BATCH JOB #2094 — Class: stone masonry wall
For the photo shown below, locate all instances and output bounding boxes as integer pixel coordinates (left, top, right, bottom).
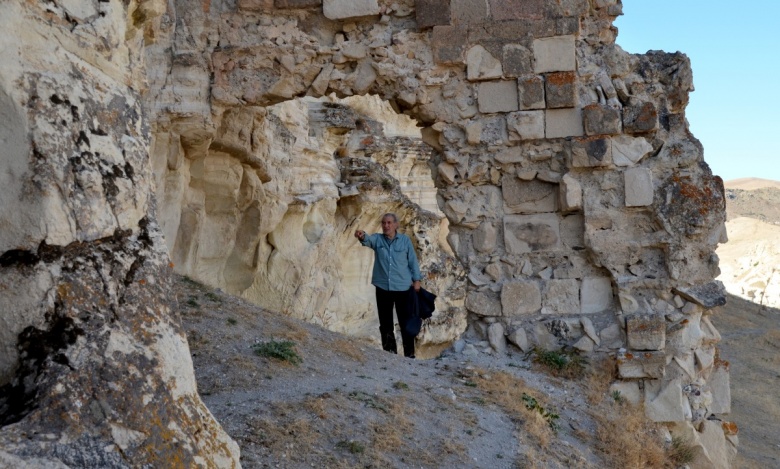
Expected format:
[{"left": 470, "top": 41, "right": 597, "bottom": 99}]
[{"left": 143, "top": 0, "right": 734, "bottom": 465}]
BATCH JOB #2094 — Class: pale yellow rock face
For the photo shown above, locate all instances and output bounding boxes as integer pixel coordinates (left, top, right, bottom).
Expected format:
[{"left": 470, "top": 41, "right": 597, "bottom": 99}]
[{"left": 0, "top": 0, "right": 239, "bottom": 466}]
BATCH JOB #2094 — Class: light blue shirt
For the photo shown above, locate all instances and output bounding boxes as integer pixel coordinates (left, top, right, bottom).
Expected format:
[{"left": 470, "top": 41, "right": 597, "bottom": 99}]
[{"left": 360, "top": 232, "right": 422, "bottom": 291}]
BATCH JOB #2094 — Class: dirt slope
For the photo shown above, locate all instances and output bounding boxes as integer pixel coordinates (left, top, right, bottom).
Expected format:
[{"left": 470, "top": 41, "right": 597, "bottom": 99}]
[{"left": 176, "top": 276, "right": 675, "bottom": 468}]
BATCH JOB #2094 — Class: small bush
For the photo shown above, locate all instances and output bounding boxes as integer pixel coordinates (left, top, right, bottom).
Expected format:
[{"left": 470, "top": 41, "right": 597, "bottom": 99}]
[
  {"left": 186, "top": 297, "right": 200, "bottom": 308},
  {"left": 522, "top": 393, "right": 560, "bottom": 431},
  {"left": 611, "top": 390, "right": 624, "bottom": 403},
  {"left": 226, "top": 318, "right": 237, "bottom": 325},
  {"left": 392, "top": 381, "right": 409, "bottom": 390},
  {"left": 531, "top": 347, "right": 586, "bottom": 379},
  {"left": 205, "top": 292, "right": 222, "bottom": 303},
  {"left": 336, "top": 440, "right": 365, "bottom": 454},
  {"left": 252, "top": 340, "right": 302, "bottom": 365}
]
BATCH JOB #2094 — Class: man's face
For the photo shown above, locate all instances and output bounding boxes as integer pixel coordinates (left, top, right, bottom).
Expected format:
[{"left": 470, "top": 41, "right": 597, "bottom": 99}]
[{"left": 381, "top": 216, "right": 398, "bottom": 237}]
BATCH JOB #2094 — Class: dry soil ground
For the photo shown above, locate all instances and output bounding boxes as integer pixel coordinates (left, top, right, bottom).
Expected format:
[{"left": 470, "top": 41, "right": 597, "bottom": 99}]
[{"left": 177, "top": 276, "right": 706, "bottom": 469}]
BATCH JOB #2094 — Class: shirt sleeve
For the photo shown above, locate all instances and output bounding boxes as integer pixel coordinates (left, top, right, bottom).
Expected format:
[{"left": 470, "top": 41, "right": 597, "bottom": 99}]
[
  {"left": 407, "top": 237, "right": 422, "bottom": 282},
  {"left": 360, "top": 233, "right": 377, "bottom": 249}
]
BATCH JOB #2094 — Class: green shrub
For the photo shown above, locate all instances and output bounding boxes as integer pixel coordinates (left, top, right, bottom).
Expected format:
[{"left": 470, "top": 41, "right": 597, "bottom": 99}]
[
  {"left": 531, "top": 347, "right": 586, "bottom": 378},
  {"left": 252, "top": 340, "right": 302, "bottom": 365},
  {"left": 522, "top": 392, "right": 560, "bottom": 431}
]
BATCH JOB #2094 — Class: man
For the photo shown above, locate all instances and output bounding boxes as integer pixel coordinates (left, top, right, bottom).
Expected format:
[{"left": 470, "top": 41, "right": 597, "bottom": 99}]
[{"left": 355, "top": 213, "right": 421, "bottom": 358}]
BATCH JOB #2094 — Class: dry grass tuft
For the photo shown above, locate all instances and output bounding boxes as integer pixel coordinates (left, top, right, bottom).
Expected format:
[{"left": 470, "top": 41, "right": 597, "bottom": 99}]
[
  {"left": 531, "top": 347, "right": 587, "bottom": 379},
  {"left": 586, "top": 353, "right": 617, "bottom": 405},
  {"left": 591, "top": 401, "right": 666, "bottom": 468},
  {"left": 332, "top": 338, "right": 366, "bottom": 363},
  {"left": 470, "top": 368, "right": 556, "bottom": 447}
]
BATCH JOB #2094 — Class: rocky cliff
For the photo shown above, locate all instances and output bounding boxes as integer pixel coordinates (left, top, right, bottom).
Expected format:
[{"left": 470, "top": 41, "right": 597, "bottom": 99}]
[{"left": 0, "top": 0, "right": 735, "bottom": 466}]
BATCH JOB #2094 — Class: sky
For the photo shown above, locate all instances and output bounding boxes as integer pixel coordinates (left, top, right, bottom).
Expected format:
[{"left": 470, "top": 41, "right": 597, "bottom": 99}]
[{"left": 614, "top": 1, "right": 780, "bottom": 182}]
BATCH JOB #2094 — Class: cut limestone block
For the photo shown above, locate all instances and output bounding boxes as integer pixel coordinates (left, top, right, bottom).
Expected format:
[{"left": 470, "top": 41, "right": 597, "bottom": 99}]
[
  {"left": 580, "top": 276, "right": 613, "bottom": 314},
  {"left": 415, "top": 0, "right": 451, "bottom": 29},
  {"left": 583, "top": 103, "right": 621, "bottom": 135},
  {"left": 545, "top": 108, "right": 583, "bottom": 138},
  {"left": 624, "top": 167, "right": 654, "bottom": 207},
  {"left": 467, "top": 45, "right": 503, "bottom": 81},
  {"left": 451, "top": 0, "right": 489, "bottom": 24},
  {"left": 544, "top": 71, "right": 577, "bottom": 108},
  {"left": 465, "top": 290, "right": 502, "bottom": 316},
  {"left": 559, "top": 173, "right": 582, "bottom": 212},
  {"left": 323, "top": 0, "right": 380, "bottom": 19},
  {"left": 502, "top": 44, "right": 533, "bottom": 77},
  {"left": 626, "top": 313, "right": 666, "bottom": 350},
  {"left": 533, "top": 35, "right": 576, "bottom": 73},
  {"left": 501, "top": 281, "right": 542, "bottom": 316},
  {"left": 503, "top": 178, "right": 558, "bottom": 214},
  {"left": 612, "top": 135, "right": 652, "bottom": 166},
  {"left": 507, "top": 110, "right": 545, "bottom": 140},
  {"left": 622, "top": 99, "right": 658, "bottom": 133},
  {"left": 503, "top": 213, "right": 561, "bottom": 254},
  {"left": 478, "top": 80, "right": 519, "bottom": 113},
  {"left": 645, "top": 378, "right": 687, "bottom": 422},
  {"left": 432, "top": 25, "right": 468, "bottom": 64},
  {"left": 518, "top": 75, "right": 545, "bottom": 110},
  {"left": 542, "top": 279, "right": 580, "bottom": 315},
  {"left": 618, "top": 350, "right": 665, "bottom": 379},
  {"left": 571, "top": 136, "right": 611, "bottom": 167}
]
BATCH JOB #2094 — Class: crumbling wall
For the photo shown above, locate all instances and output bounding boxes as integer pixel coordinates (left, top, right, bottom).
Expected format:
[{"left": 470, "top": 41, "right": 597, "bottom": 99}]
[
  {"left": 0, "top": 0, "right": 240, "bottom": 466},
  {"left": 145, "top": 0, "right": 735, "bottom": 464}
]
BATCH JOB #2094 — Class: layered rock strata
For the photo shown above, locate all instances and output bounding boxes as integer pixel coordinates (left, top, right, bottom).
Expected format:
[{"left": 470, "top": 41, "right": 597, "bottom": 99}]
[
  {"left": 144, "top": 0, "right": 734, "bottom": 465},
  {"left": 0, "top": 0, "right": 239, "bottom": 466}
]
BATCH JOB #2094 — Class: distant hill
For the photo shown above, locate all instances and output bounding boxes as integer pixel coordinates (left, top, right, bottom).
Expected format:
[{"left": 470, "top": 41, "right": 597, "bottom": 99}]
[
  {"left": 724, "top": 178, "right": 780, "bottom": 191},
  {"left": 723, "top": 179, "right": 780, "bottom": 224}
]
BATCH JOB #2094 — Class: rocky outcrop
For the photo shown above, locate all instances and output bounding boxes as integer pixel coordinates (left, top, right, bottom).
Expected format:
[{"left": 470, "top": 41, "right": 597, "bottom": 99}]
[
  {"left": 1, "top": 0, "right": 735, "bottom": 466},
  {"left": 143, "top": 0, "right": 733, "bottom": 465},
  {"left": 0, "top": 0, "right": 239, "bottom": 466}
]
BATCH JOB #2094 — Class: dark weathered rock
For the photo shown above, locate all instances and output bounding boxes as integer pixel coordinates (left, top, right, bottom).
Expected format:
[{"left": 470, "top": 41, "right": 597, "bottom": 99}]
[
  {"left": 623, "top": 100, "right": 659, "bottom": 133},
  {"left": 674, "top": 281, "right": 727, "bottom": 309},
  {"left": 415, "top": 0, "right": 451, "bottom": 29},
  {"left": 583, "top": 103, "right": 622, "bottom": 135},
  {"left": 544, "top": 71, "right": 577, "bottom": 108},
  {"left": 432, "top": 25, "right": 468, "bottom": 64}
]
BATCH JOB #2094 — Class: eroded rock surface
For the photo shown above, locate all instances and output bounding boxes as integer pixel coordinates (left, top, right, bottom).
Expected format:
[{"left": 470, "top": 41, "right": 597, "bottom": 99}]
[{"left": 0, "top": 0, "right": 239, "bottom": 466}]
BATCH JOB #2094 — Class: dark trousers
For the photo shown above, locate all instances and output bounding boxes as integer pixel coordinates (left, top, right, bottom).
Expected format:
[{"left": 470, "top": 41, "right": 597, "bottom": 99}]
[{"left": 375, "top": 286, "right": 415, "bottom": 357}]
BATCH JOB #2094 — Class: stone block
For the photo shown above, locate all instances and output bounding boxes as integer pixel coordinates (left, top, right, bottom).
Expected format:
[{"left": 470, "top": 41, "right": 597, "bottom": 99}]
[
  {"left": 545, "top": 108, "right": 583, "bottom": 138},
  {"left": 488, "top": 322, "right": 507, "bottom": 353},
  {"left": 502, "top": 44, "right": 533, "bottom": 77},
  {"left": 709, "top": 362, "right": 731, "bottom": 414},
  {"left": 645, "top": 378, "right": 686, "bottom": 422},
  {"left": 432, "top": 25, "right": 468, "bottom": 64},
  {"left": 238, "top": 0, "right": 274, "bottom": 10},
  {"left": 580, "top": 317, "right": 600, "bottom": 345},
  {"left": 501, "top": 281, "right": 542, "bottom": 316},
  {"left": 503, "top": 178, "right": 558, "bottom": 214},
  {"left": 610, "top": 381, "right": 642, "bottom": 405},
  {"left": 503, "top": 213, "right": 561, "bottom": 254},
  {"left": 517, "top": 75, "right": 545, "bottom": 110},
  {"left": 581, "top": 276, "right": 612, "bottom": 314},
  {"left": 507, "top": 327, "right": 530, "bottom": 352},
  {"left": 323, "top": 0, "right": 380, "bottom": 19},
  {"left": 478, "top": 80, "right": 519, "bottom": 113},
  {"left": 489, "top": 0, "right": 546, "bottom": 21},
  {"left": 275, "top": 0, "right": 321, "bottom": 8},
  {"left": 559, "top": 173, "right": 581, "bottom": 212},
  {"left": 473, "top": 221, "right": 497, "bottom": 253},
  {"left": 542, "top": 279, "right": 580, "bottom": 315},
  {"left": 533, "top": 35, "right": 576, "bottom": 73},
  {"left": 544, "top": 71, "right": 577, "bottom": 108},
  {"left": 573, "top": 335, "right": 595, "bottom": 352},
  {"left": 673, "top": 281, "right": 727, "bottom": 309},
  {"left": 583, "top": 103, "right": 621, "bottom": 135},
  {"left": 622, "top": 100, "right": 658, "bottom": 133},
  {"left": 559, "top": 213, "right": 584, "bottom": 250},
  {"left": 466, "top": 121, "right": 482, "bottom": 144},
  {"left": 467, "top": 45, "right": 503, "bottom": 81},
  {"left": 696, "top": 420, "right": 737, "bottom": 469},
  {"left": 533, "top": 322, "right": 562, "bottom": 351},
  {"left": 451, "top": 0, "right": 489, "bottom": 24},
  {"left": 571, "top": 136, "right": 611, "bottom": 167},
  {"left": 618, "top": 350, "right": 665, "bottom": 379},
  {"left": 480, "top": 115, "right": 508, "bottom": 145},
  {"left": 465, "top": 290, "right": 502, "bottom": 316},
  {"left": 612, "top": 135, "right": 653, "bottom": 166},
  {"left": 626, "top": 314, "right": 666, "bottom": 351},
  {"left": 507, "top": 111, "right": 545, "bottom": 141},
  {"left": 415, "top": 0, "right": 451, "bottom": 29},
  {"left": 600, "top": 323, "right": 624, "bottom": 349},
  {"left": 624, "top": 167, "right": 654, "bottom": 207}
]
